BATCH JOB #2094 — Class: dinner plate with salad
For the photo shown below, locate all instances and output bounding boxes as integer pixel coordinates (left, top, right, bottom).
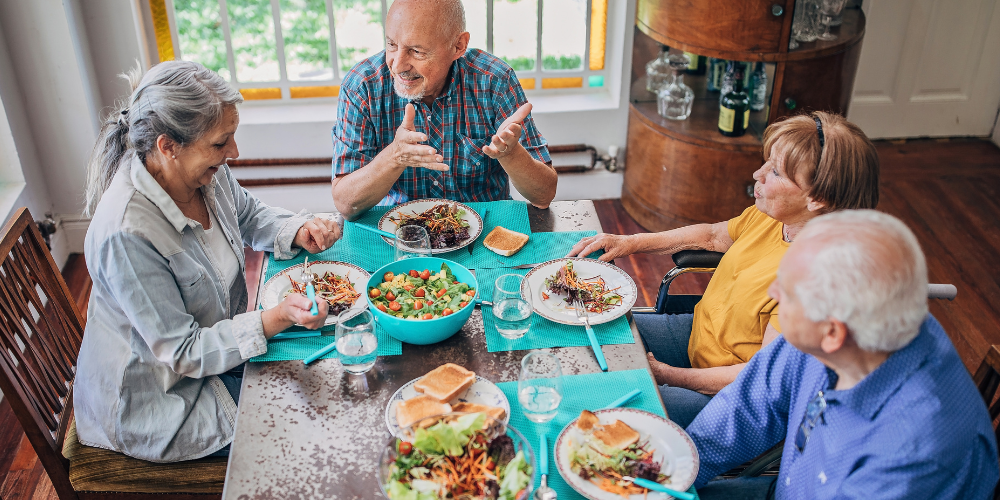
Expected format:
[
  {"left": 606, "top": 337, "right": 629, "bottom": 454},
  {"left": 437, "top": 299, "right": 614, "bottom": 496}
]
[
  {"left": 378, "top": 199, "right": 483, "bottom": 254},
  {"left": 521, "top": 258, "right": 638, "bottom": 326},
  {"left": 555, "top": 408, "right": 699, "bottom": 500},
  {"left": 259, "top": 261, "right": 370, "bottom": 325},
  {"left": 384, "top": 375, "right": 511, "bottom": 436}
]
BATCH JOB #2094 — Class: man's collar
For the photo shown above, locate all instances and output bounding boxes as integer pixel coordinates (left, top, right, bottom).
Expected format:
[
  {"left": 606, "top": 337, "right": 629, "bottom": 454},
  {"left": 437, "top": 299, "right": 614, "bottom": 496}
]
[
  {"left": 824, "top": 315, "right": 936, "bottom": 420},
  {"left": 130, "top": 156, "right": 217, "bottom": 234}
]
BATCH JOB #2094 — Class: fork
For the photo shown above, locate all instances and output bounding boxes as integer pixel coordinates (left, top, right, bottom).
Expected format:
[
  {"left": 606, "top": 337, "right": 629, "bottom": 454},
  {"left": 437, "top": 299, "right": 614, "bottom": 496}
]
[
  {"left": 573, "top": 298, "right": 607, "bottom": 371},
  {"left": 620, "top": 476, "right": 696, "bottom": 500},
  {"left": 301, "top": 257, "right": 319, "bottom": 316}
]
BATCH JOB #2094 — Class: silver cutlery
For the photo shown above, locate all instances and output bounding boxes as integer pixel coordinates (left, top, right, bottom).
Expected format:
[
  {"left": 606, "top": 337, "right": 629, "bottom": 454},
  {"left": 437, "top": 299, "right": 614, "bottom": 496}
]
[
  {"left": 533, "top": 432, "right": 557, "bottom": 500},
  {"left": 573, "top": 298, "right": 608, "bottom": 371},
  {"left": 621, "top": 476, "right": 696, "bottom": 500}
]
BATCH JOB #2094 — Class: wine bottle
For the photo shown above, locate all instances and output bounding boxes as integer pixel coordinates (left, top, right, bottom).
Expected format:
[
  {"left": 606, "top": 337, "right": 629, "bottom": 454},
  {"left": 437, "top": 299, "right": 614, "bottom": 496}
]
[
  {"left": 719, "top": 62, "right": 750, "bottom": 137},
  {"left": 750, "top": 62, "right": 767, "bottom": 111}
]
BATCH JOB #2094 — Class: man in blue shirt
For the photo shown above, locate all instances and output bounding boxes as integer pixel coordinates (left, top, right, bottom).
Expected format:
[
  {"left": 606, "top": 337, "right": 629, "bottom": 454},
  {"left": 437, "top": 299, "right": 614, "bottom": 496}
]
[
  {"left": 688, "top": 210, "right": 998, "bottom": 499},
  {"left": 330, "top": 0, "right": 557, "bottom": 218}
]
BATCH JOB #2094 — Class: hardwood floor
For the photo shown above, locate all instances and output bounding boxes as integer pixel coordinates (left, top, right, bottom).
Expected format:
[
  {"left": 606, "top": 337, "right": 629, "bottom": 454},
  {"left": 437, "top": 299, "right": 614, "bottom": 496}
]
[{"left": 0, "top": 138, "right": 998, "bottom": 498}]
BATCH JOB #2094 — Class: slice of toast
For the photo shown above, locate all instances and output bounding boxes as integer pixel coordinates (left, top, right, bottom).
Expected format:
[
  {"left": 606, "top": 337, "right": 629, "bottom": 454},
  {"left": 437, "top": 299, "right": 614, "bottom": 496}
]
[
  {"left": 593, "top": 420, "right": 640, "bottom": 449},
  {"left": 451, "top": 402, "right": 507, "bottom": 422},
  {"left": 576, "top": 409, "right": 601, "bottom": 432},
  {"left": 483, "top": 226, "right": 529, "bottom": 257},
  {"left": 396, "top": 395, "right": 452, "bottom": 429},
  {"left": 413, "top": 363, "right": 476, "bottom": 402}
]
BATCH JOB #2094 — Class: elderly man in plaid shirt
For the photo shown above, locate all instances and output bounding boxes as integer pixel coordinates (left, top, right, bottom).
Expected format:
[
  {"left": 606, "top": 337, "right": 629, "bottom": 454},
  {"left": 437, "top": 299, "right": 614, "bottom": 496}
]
[{"left": 331, "top": 0, "right": 558, "bottom": 219}]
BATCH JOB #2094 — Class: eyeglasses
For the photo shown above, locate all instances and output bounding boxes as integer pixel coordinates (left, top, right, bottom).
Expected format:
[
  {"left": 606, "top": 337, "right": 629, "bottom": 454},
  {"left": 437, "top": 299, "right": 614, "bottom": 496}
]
[{"left": 794, "top": 390, "right": 827, "bottom": 453}]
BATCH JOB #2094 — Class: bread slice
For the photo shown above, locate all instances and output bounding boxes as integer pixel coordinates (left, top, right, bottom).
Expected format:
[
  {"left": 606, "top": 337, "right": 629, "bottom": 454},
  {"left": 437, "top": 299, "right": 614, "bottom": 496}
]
[
  {"left": 593, "top": 420, "right": 640, "bottom": 449},
  {"left": 483, "top": 226, "right": 529, "bottom": 257},
  {"left": 452, "top": 402, "right": 507, "bottom": 422},
  {"left": 576, "top": 409, "right": 601, "bottom": 432},
  {"left": 413, "top": 363, "right": 476, "bottom": 402},
  {"left": 396, "top": 395, "right": 452, "bottom": 429}
]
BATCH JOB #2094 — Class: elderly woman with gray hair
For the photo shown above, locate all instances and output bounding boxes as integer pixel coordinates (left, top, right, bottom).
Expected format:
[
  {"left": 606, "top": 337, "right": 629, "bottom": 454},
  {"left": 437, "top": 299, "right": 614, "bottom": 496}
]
[{"left": 75, "top": 61, "right": 339, "bottom": 462}]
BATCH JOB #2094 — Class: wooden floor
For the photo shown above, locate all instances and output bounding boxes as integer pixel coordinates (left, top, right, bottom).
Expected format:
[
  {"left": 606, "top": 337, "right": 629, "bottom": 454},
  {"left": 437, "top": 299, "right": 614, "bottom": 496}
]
[{"left": 1, "top": 138, "right": 998, "bottom": 498}]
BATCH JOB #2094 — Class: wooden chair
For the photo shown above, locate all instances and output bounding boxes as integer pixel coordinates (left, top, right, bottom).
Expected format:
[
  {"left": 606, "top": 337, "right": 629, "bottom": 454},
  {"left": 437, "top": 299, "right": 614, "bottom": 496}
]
[
  {"left": 972, "top": 345, "right": 1000, "bottom": 499},
  {"left": 0, "top": 208, "right": 227, "bottom": 500}
]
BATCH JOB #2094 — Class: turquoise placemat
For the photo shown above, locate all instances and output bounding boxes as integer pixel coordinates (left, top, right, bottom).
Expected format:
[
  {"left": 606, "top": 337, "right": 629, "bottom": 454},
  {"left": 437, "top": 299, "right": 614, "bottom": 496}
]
[
  {"left": 497, "top": 370, "right": 698, "bottom": 500},
  {"left": 476, "top": 267, "right": 634, "bottom": 353},
  {"left": 249, "top": 321, "right": 402, "bottom": 362}
]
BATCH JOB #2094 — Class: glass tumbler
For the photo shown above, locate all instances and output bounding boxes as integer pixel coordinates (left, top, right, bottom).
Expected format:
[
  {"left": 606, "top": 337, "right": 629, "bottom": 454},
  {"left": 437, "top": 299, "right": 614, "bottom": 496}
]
[
  {"left": 518, "top": 352, "right": 563, "bottom": 423},
  {"left": 394, "top": 225, "right": 432, "bottom": 260},
  {"left": 492, "top": 274, "right": 532, "bottom": 339},
  {"left": 657, "top": 53, "right": 694, "bottom": 120},
  {"left": 335, "top": 310, "right": 377, "bottom": 374},
  {"left": 791, "top": 0, "right": 821, "bottom": 49}
]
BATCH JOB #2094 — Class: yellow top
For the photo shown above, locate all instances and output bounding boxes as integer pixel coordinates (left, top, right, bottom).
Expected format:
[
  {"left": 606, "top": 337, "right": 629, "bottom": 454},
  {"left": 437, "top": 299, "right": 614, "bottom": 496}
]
[{"left": 687, "top": 206, "right": 788, "bottom": 368}]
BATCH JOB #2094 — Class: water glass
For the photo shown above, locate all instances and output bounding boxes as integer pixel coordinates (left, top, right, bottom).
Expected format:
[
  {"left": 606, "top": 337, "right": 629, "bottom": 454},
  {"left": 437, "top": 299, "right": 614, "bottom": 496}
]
[
  {"left": 791, "top": 0, "right": 821, "bottom": 48},
  {"left": 492, "top": 274, "right": 532, "bottom": 339},
  {"left": 518, "top": 352, "right": 563, "bottom": 423},
  {"left": 817, "top": 0, "right": 847, "bottom": 41},
  {"left": 394, "top": 225, "right": 432, "bottom": 260},
  {"left": 335, "top": 310, "right": 377, "bottom": 374}
]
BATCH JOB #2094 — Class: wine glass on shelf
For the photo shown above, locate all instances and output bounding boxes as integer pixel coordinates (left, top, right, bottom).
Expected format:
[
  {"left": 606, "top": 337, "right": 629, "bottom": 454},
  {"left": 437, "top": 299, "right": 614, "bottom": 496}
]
[{"left": 817, "top": 0, "right": 848, "bottom": 41}]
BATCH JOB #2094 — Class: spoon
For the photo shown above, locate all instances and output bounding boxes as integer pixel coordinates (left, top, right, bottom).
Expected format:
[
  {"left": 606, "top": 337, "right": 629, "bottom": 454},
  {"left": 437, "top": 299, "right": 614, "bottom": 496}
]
[{"left": 534, "top": 433, "right": 557, "bottom": 500}]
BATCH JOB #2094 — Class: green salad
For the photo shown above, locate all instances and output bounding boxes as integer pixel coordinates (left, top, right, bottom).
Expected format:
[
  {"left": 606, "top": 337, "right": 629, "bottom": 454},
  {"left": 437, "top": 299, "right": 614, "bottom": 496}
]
[
  {"left": 369, "top": 263, "right": 476, "bottom": 320},
  {"left": 385, "top": 412, "right": 532, "bottom": 500}
]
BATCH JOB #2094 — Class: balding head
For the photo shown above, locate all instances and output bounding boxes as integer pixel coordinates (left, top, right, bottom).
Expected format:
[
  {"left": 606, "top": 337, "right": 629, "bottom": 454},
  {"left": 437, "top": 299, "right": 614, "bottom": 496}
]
[
  {"left": 388, "top": 0, "right": 467, "bottom": 41},
  {"left": 782, "top": 210, "right": 928, "bottom": 352}
]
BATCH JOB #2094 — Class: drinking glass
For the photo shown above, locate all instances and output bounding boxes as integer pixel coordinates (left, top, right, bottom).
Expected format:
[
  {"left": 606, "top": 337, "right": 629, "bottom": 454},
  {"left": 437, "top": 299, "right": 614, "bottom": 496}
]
[
  {"left": 492, "top": 274, "right": 532, "bottom": 339},
  {"left": 817, "top": 0, "right": 847, "bottom": 41},
  {"left": 791, "top": 0, "right": 820, "bottom": 49},
  {"left": 335, "top": 310, "right": 377, "bottom": 374},
  {"left": 657, "top": 53, "right": 694, "bottom": 120},
  {"left": 394, "top": 225, "right": 432, "bottom": 260},
  {"left": 517, "top": 352, "right": 562, "bottom": 423}
]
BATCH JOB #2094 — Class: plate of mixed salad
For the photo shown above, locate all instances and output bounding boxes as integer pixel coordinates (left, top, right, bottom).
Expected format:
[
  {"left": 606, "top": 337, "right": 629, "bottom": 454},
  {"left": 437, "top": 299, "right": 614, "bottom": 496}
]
[
  {"left": 379, "top": 199, "right": 483, "bottom": 253},
  {"left": 368, "top": 263, "right": 477, "bottom": 320},
  {"left": 380, "top": 412, "right": 534, "bottom": 500},
  {"left": 521, "top": 258, "right": 637, "bottom": 326},
  {"left": 555, "top": 408, "right": 699, "bottom": 500},
  {"left": 385, "top": 375, "right": 511, "bottom": 436},
  {"left": 259, "top": 261, "right": 369, "bottom": 325}
]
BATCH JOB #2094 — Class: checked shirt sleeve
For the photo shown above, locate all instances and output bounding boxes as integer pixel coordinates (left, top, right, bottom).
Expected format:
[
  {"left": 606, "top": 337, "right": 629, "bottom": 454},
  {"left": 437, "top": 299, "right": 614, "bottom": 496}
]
[
  {"left": 492, "top": 71, "right": 551, "bottom": 165},
  {"left": 333, "top": 78, "right": 380, "bottom": 177}
]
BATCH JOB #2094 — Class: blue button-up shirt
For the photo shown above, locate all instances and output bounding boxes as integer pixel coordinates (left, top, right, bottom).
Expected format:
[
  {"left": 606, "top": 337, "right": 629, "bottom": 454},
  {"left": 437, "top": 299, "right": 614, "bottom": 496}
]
[
  {"left": 332, "top": 48, "right": 551, "bottom": 205},
  {"left": 688, "top": 315, "right": 998, "bottom": 499}
]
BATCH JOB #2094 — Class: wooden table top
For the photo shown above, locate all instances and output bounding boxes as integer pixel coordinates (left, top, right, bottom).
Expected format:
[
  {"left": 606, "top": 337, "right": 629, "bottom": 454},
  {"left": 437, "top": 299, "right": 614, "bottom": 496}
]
[{"left": 221, "top": 200, "right": 663, "bottom": 499}]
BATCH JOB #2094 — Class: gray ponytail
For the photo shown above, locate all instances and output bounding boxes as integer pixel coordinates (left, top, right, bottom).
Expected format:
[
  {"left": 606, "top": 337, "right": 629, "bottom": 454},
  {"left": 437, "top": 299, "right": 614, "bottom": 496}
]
[{"left": 84, "top": 60, "right": 244, "bottom": 216}]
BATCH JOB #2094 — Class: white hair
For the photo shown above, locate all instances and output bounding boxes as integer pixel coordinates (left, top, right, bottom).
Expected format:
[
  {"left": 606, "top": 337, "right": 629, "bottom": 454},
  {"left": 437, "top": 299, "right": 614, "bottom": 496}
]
[{"left": 792, "top": 210, "right": 928, "bottom": 352}]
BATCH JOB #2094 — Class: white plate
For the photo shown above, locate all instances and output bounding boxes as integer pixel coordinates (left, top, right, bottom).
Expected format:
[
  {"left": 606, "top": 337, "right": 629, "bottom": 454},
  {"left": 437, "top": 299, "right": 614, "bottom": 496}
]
[
  {"left": 259, "top": 261, "right": 370, "bottom": 326},
  {"left": 521, "top": 258, "right": 638, "bottom": 326},
  {"left": 555, "top": 408, "right": 700, "bottom": 500},
  {"left": 378, "top": 199, "right": 483, "bottom": 254},
  {"left": 384, "top": 375, "right": 511, "bottom": 436}
]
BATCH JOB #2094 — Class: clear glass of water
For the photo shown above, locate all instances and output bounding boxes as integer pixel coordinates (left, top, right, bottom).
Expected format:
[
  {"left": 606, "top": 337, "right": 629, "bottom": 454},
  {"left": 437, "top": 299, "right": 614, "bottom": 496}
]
[
  {"left": 394, "top": 225, "right": 432, "bottom": 260},
  {"left": 335, "top": 310, "right": 377, "bottom": 374},
  {"left": 492, "top": 274, "right": 532, "bottom": 339},
  {"left": 518, "top": 352, "right": 562, "bottom": 423}
]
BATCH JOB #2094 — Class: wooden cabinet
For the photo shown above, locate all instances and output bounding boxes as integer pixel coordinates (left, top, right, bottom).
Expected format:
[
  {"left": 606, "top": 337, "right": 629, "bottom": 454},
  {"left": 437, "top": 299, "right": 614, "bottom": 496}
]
[{"left": 623, "top": 0, "right": 866, "bottom": 231}]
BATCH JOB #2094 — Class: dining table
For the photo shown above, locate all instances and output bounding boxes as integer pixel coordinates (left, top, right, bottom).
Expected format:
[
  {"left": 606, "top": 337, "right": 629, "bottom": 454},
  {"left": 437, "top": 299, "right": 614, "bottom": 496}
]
[{"left": 221, "top": 200, "right": 667, "bottom": 500}]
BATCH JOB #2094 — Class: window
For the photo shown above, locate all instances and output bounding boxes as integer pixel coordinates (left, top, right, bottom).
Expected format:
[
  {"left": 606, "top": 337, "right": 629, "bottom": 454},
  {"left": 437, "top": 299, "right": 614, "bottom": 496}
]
[{"left": 148, "top": 0, "right": 608, "bottom": 101}]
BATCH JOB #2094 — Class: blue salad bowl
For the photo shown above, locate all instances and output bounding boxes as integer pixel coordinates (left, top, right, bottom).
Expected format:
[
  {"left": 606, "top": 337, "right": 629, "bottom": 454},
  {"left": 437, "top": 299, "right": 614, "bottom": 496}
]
[{"left": 366, "top": 257, "right": 479, "bottom": 345}]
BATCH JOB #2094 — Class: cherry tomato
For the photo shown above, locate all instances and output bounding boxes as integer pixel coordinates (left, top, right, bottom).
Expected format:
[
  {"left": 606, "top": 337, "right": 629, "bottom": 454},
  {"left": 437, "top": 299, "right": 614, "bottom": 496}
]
[
  {"left": 420, "top": 269, "right": 431, "bottom": 280},
  {"left": 409, "top": 270, "right": 419, "bottom": 278},
  {"left": 377, "top": 303, "right": 387, "bottom": 313},
  {"left": 466, "top": 289, "right": 476, "bottom": 297},
  {"left": 403, "top": 283, "right": 414, "bottom": 291},
  {"left": 383, "top": 272, "right": 394, "bottom": 282},
  {"left": 369, "top": 288, "right": 381, "bottom": 298},
  {"left": 442, "top": 308, "right": 454, "bottom": 316},
  {"left": 399, "top": 441, "right": 413, "bottom": 455},
  {"left": 386, "top": 291, "right": 396, "bottom": 301},
  {"left": 459, "top": 301, "right": 468, "bottom": 308},
  {"left": 414, "top": 300, "right": 424, "bottom": 310},
  {"left": 453, "top": 280, "right": 459, "bottom": 284},
  {"left": 422, "top": 313, "right": 434, "bottom": 320},
  {"left": 436, "top": 288, "right": 447, "bottom": 298},
  {"left": 388, "top": 301, "right": 401, "bottom": 311},
  {"left": 414, "top": 288, "right": 426, "bottom": 297},
  {"left": 486, "top": 458, "right": 496, "bottom": 471}
]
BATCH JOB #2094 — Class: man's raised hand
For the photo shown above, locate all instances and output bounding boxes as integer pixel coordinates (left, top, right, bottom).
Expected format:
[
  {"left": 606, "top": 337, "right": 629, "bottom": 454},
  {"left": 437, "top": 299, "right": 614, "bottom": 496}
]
[
  {"left": 389, "top": 103, "right": 449, "bottom": 171},
  {"left": 483, "top": 103, "right": 532, "bottom": 160}
]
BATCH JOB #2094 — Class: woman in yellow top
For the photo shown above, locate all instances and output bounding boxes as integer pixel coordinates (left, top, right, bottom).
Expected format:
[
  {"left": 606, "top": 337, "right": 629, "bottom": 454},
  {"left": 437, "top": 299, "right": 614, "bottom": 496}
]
[{"left": 568, "top": 112, "right": 880, "bottom": 427}]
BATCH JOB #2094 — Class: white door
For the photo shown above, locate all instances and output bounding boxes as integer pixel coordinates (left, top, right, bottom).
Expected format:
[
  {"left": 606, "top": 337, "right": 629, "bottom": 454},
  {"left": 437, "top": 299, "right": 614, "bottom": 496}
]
[{"left": 848, "top": 0, "right": 1000, "bottom": 138}]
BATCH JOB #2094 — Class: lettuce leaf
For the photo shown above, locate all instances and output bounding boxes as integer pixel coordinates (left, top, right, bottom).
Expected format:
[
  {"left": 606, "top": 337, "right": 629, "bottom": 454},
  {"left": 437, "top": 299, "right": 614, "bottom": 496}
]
[
  {"left": 498, "top": 450, "right": 531, "bottom": 500},
  {"left": 412, "top": 413, "right": 486, "bottom": 457},
  {"left": 385, "top": 480, "right": 439, "bottom": 500}
]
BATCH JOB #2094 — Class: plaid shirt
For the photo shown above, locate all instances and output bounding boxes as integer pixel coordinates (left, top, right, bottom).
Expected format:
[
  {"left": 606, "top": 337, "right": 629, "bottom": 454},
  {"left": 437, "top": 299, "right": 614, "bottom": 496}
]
[{"left": 332, "top": 49, "right": 551, "bottom": 205}]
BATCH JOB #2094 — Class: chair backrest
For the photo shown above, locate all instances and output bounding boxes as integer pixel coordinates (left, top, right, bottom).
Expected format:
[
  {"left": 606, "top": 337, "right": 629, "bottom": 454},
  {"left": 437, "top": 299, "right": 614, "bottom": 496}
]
[
  {"left": 0, "top": 208, "right": 85, "bottom": 500},
  {"left": 974, "top": 345, "right": 1000, "bottom": 445}
]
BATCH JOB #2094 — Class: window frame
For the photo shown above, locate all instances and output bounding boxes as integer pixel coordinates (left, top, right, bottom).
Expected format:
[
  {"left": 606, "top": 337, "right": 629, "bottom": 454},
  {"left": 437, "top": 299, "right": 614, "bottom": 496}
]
[{"left": 148, "top": 0, "right": 611, "bottom": 102}]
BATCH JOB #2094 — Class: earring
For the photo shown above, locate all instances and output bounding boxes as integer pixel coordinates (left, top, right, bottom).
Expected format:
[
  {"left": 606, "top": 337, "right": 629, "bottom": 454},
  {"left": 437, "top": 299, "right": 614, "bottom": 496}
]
[{"left": 171, "top": 155, "right": 177, "bottom": 159}]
